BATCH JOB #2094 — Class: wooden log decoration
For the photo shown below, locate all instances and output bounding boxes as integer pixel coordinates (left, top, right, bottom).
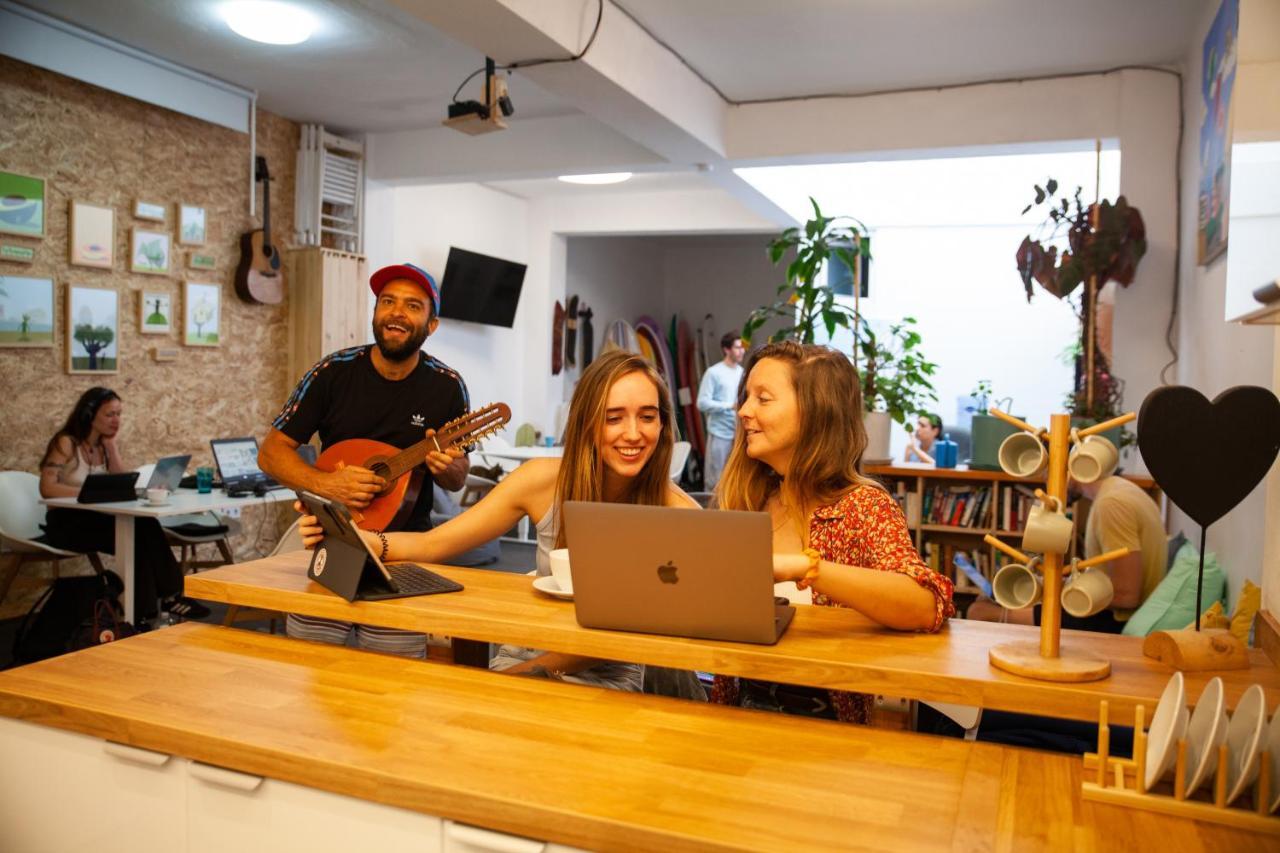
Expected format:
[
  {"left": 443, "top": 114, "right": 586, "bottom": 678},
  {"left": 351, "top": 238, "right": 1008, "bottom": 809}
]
[{"left": 1142, "top": 627, "right": 1250, "bottom": 671}]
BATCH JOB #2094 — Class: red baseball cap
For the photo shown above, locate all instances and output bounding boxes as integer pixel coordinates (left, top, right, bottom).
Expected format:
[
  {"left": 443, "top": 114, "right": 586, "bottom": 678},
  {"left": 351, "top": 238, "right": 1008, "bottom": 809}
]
[{"left": 369, "top": 262, "right": 440, "bottom": 315}]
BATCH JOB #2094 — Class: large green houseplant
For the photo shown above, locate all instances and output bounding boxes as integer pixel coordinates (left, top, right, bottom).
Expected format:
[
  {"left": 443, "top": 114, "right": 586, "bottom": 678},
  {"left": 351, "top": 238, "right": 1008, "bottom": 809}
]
[{"left": 744, "top": 198, "right": 938, "bottom": 463}]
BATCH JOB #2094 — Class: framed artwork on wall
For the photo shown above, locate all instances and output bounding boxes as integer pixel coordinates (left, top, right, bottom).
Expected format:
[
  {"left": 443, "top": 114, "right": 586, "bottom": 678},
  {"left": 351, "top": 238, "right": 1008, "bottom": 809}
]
[
  {"left": 1197, "top": 0, "right": 1239, "bottom": 265},
  {"left": 178, "top": 204, "right": 206, "bottom": 245},
  {"left": 189, "top": 252, "right": 216, "bottom": 270},
  {"left": 133, "top": 200, "right": 166, "bottom": 221},
  {"left": 66, "top": 284, "right": 119, "bottom": 374},
  {"left": 0, "top": 171, "right": 46, "bottom": 238},
  {"left": 69, "top": 200, "right": 115, "bottom": 269},
  {"left": 139, "top": 290, "right": 172, "bottom": 334},
  {"left": 130, "top": 228, "right": 171, "bottom": 275},
  {"left": 0, "top": 275, "right": 55, "bottom": 347},
  {"left": 183, "top": 281, "right": 220, "bottom": 347}
]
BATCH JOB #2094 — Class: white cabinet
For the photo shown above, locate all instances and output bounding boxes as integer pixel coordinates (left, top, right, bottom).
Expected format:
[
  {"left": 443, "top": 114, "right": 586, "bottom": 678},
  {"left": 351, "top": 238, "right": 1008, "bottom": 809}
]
[
  {"left": 0, "top": 717, "right": 185, "bottom": 853},
  {"left": 443, "top": 820, "right": 588, "bottom": 853},
  {"left": 186, "top": 760, "right": 442, "bottom": 853}
]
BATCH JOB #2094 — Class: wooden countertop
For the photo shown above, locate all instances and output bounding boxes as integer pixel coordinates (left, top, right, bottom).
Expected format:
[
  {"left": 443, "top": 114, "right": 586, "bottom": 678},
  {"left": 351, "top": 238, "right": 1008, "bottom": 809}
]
[
  {"left": 0, "top": 623, "right": 1268, "bottom": 852},
  {"left": 186, "top": 552, "right": 1279, "bottom": 723}
]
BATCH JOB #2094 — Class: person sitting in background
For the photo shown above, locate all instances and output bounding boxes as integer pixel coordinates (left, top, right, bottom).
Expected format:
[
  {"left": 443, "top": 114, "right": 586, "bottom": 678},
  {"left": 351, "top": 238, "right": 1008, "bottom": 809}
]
[
  {"left": 38, "top": 387, "right": 208, "bottom": 622},
  {"left": 713, "top": 342, "right": 955, "bottom": 722},
  {"left": 904, "top": 413, "right": 942, "bottom": 463},
  {"left": 697, "top": 332, "right": 746, "bottom": 490},
  {"left": 297, "top": 349, "right": 699, "bottom": 689}
]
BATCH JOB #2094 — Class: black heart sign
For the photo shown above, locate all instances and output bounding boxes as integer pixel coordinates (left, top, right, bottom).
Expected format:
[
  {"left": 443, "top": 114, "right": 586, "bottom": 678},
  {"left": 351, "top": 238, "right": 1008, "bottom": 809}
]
[{"left": 1138, "top": 386, "right": 1280, "bottom": 527}]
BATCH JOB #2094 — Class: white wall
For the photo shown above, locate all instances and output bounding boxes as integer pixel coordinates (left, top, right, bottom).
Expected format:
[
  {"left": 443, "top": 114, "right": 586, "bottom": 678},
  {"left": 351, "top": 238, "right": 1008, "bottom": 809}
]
[
  {"left": 1173, "top": 0, "right": 1279, "bottom": 610},
  {"left": 660, "top": 236, "right": 783, "bottom": 349},
  {"left": 565, "top": 236, "right": 665, "bottom": 350}
]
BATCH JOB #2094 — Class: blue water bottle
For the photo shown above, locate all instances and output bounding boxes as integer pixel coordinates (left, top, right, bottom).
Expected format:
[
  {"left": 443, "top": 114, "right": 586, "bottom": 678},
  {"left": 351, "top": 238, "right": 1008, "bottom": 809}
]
[{"left": 935, "top": 434, "right": 958, "bottom": 468}]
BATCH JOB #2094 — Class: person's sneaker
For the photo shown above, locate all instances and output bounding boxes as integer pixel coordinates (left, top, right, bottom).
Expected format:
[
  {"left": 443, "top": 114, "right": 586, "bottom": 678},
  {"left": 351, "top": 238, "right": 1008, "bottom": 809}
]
[{"left": 163, "top": 596, "right": 212, "bottom": 621}]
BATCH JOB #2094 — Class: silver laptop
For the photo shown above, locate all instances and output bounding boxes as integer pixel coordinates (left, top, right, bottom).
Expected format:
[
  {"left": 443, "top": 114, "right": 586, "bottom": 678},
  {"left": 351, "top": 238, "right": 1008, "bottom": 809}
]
[
  {"left": 135, "top": 454, "right": 190, "bottom": 497},
  {"left": 562, "top": 502, "right": 795, "bottom": 645}
]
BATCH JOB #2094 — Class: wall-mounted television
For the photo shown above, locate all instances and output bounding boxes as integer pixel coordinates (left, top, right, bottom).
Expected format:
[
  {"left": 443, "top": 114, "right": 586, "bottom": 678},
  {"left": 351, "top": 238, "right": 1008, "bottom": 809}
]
[{"left": 438, "top": 247, "right": 526, "bottom": 328}]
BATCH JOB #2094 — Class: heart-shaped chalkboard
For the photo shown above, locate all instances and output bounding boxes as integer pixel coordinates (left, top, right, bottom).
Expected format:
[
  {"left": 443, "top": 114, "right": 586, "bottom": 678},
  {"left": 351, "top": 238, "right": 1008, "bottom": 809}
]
[{"left": 1138, "top": 386, "right": 1280, "bottom": 527}]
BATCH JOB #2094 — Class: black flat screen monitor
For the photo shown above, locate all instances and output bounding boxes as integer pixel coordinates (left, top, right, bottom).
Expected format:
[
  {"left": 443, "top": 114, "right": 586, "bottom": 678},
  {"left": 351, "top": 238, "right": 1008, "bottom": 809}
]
[{"left": 438, "top": 247, "right": 526, "bottom": 328}]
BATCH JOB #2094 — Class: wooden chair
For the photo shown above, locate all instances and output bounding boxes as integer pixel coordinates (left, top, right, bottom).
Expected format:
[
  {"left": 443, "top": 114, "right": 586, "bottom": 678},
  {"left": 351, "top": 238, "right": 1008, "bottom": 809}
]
[{"left": 0, "top": 471, "right": 106, "bottom": 606}]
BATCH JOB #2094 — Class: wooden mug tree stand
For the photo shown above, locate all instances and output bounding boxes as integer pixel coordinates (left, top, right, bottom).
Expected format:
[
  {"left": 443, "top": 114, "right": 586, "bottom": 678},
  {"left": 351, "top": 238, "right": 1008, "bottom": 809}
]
[
  {"left": 1081, "top": 700, "right": 1279, "bottom": 833},
  {"left": 984, "top": 409, "right": 1136, "bottom": 683}
]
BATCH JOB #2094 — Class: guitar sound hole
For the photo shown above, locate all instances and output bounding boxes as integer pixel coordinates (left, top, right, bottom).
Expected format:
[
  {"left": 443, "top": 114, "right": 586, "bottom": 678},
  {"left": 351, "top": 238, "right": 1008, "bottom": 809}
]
[{"left": 369, "top": 461, "right": 393, "bottom": 493}]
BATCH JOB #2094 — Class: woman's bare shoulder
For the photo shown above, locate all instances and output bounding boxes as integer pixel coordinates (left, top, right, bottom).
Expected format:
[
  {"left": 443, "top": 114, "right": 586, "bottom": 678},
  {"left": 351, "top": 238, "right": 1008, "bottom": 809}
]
[{"left": 666, "top": 483, "right": 702, "bottom": 509}]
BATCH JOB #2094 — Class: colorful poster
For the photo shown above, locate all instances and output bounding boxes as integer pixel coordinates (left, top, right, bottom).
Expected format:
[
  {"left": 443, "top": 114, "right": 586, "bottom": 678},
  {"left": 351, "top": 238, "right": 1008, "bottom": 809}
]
[{"left": 1197, "top": 0, "right": 1238, "bottom": 265}]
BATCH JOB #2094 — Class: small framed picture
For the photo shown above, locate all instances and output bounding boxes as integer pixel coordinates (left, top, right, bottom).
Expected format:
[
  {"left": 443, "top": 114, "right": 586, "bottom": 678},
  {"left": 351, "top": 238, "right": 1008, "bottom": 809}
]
[
  {"left": 139, "top": 290, "right": 172, "bottom": 334},
  {"left": 69, "top": 200, "right": 115, "bottom": 269},
  {"left": 0, "top": 170, "right": 46, "bottom": 238},
  {"left": 66, "top": 283, "right": 119, "bottom": 374},
  {"left": 0, "top": 275, "right": 55, "bottom": 347},
  {"left": 134, "top": 200, "right": 166, "bottom": 221},
  {"left": 178, "top": 204, "right": 207, "bottom": 245},
  {"left": 183, "top": 281, "right": 220, "bottom": 347},
  {"left": 189, "top": 252, "right": 216, "bottom": 270},
  {"left": 130, "top": 228, "right": 171, "bottom": 275}
]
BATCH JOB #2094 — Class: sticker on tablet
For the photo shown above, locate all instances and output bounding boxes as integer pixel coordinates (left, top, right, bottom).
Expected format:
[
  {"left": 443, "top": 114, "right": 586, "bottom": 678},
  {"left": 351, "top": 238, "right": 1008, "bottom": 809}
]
[{"left": 313, "top": 547, "right": 327, "bottom": 576}]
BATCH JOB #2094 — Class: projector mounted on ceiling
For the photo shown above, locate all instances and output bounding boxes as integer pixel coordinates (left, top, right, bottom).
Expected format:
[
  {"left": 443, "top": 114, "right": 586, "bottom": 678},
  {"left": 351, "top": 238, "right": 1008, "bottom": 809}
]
[{"left": 444, "top": 57, "right": 513, "bottom": 136}]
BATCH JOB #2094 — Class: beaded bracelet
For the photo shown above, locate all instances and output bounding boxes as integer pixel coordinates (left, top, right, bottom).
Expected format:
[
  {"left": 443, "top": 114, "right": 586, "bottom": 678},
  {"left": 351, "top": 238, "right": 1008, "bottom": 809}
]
[
  {"left": 796, "top": 547, "right": 822, "bottom": 590},
  {"left": 376, "top": 531, "right": 390, "bottom": 562}
]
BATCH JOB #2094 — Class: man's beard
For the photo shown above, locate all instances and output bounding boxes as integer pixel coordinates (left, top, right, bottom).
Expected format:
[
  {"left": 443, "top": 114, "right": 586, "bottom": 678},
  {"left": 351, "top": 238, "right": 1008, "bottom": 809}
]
[{"left": 373, "top": 318, "right": 429, "bottom": 361}]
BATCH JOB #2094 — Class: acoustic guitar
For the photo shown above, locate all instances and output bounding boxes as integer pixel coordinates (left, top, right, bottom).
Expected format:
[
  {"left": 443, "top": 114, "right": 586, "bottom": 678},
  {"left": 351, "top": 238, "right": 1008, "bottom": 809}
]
[
  {"left": 315, "top": 403, "right": 512, "bottom": 532},
  {"left": 235, "top": 156, "right": 284, "bottom": 305}
]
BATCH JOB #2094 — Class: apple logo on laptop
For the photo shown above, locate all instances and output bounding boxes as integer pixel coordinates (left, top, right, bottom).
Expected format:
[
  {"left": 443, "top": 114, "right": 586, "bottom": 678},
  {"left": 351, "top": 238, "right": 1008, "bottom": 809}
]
[
  {"left": 313, "top": 547, "right": 327, "bottom": 577},
  {"left": 657, "top": 560, "right": 678, "bottom": 584}
]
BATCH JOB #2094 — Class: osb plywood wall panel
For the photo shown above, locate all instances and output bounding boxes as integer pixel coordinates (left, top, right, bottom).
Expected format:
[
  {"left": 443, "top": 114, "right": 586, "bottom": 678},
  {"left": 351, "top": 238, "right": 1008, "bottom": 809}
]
[{"left": 0, "top": 56, "right": 299, "bottom": 600}]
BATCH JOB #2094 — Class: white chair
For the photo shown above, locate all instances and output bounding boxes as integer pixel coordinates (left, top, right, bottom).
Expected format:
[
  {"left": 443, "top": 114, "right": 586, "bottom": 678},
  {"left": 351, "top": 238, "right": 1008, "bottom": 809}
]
[
  {"left": 0, "top": 471, "right": 106, "bottom": 605},
  {"left": 669, "top": 441, "right": 691, "bottom": 481}
]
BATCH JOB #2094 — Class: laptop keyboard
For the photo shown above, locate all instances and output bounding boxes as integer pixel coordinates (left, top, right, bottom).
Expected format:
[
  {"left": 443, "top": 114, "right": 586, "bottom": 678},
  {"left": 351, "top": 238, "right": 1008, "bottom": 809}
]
[{"left": 384, "top": 563, "right": 464, "bottom": 595}]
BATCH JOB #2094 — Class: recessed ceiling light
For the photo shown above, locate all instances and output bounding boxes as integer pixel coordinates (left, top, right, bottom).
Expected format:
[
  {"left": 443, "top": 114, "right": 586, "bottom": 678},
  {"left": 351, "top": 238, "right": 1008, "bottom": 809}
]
[
  {"left": 557, "top": 172, "right": 633, "bottom": 185},
  {"left": 222, "top": 1, "right": 316, "bottom": 45}
]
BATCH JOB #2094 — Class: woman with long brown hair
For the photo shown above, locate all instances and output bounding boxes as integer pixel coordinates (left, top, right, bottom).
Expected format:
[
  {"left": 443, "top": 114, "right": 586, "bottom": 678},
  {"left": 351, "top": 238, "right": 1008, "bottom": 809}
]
[
  {"left": 297, "top": 349, "right": 698, "bottom": 687},
  {"left": 713, "top": 341, "right": 954, "bottom": 722}
]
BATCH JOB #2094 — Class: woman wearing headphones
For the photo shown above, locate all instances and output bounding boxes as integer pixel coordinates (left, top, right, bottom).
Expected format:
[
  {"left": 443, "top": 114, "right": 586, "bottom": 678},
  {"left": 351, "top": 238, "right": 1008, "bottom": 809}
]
[{"left": 39, "top": 387, "right": 208, "bottom": 623}]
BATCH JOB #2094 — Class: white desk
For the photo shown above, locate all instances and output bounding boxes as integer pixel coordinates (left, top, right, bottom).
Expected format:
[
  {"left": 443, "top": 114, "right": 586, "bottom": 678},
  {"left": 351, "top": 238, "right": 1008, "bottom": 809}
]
[
  {"left": 480, "top": 446, "right": 562, "bottom": 462},
  {"left": 40, "top": 489, "right": 295, "bottom": 622}
]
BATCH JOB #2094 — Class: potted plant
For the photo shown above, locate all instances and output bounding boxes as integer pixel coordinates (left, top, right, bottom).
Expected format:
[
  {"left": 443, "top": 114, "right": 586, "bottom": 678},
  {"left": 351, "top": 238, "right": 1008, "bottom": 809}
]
[
  {"left": 1015, "top": 178, "right": 1146, "bottom": 444},
  {"left": 744, "top": 198, "right": 938, "bottom": 464},
  {"left": 965, "top": 380, "right": 1021, "bottom": 470}
]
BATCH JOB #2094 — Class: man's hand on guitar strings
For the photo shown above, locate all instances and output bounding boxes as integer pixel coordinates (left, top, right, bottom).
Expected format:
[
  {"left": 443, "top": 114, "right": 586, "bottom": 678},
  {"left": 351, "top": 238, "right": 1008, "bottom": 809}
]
[
  {"left": 326, "top": 464, "right": 386, "bottom": 509},
  {"left": 423, "top": 429, "right": 464, "bottom": 476}
]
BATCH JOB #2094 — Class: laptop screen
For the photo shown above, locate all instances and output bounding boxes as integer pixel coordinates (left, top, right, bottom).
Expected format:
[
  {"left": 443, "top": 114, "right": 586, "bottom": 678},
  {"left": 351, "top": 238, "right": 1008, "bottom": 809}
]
[{"left": 211, "top": 438, "right": 262, "bottom": 481}]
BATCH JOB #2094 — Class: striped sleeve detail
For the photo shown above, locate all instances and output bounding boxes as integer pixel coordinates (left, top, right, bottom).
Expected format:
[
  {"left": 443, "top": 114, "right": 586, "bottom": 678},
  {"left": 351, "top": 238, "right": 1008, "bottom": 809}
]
[
  {"left": 272, "top": 345, "right": 366, "bottom": 430},
  {"left": 421, "top": 354, "right": 471, "bottom": 411}
]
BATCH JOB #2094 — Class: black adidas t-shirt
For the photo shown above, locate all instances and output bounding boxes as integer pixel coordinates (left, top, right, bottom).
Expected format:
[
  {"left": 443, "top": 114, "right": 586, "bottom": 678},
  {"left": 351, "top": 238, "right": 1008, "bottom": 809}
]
[{"left": 272, "top": 344, "right": 470, "bottom": 531}]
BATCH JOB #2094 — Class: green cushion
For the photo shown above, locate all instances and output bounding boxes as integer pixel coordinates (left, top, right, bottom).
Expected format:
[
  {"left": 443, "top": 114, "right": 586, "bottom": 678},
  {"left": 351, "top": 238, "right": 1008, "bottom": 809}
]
[{"left": 1122, "top": 542, "right": 1227, "bottom": 637}]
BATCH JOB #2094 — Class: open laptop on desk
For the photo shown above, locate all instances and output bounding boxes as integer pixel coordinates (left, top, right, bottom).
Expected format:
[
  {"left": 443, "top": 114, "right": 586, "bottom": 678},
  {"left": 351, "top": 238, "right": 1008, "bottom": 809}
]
[
  {"left": 562, "top": 502, "right": 795, "bottom": 645},
  {"left": 210, "top": 437, "right": 280, "bottom": 494},
  {"left": 135, "top": 454, "right": 190, "bottom": 498},
  {"left": 296, "top": 491, "right": 463, "bottom": 602}
]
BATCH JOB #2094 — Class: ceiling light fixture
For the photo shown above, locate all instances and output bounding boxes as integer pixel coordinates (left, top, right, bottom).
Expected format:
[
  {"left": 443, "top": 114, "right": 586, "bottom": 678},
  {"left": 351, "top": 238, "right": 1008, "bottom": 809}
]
[
  {"left": 557, "top": 172, "right": 633, "bottom": 185},
  {"left": 222, "top": 1, "right": 316, "bottom": 45}
]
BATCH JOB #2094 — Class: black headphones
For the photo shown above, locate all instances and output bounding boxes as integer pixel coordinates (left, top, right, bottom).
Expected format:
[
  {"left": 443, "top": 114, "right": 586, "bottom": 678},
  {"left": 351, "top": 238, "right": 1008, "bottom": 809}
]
[{"left": 77, "top": 387, "right": 118, "bottom": 431}]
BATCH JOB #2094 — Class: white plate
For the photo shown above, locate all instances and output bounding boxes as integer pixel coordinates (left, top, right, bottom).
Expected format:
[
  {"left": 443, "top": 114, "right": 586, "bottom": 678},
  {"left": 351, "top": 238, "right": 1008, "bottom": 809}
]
[
  {"left": 1225, "top": 683, "right": 1266, "bottom": 805},
  {"left": 532, "top": 575, "right": 573, "bottom": 600},
  {"left": 145, "top": 500, "right": 171, "bottom": 507},
  {"left": 1145, "top": 671, "right": 1186, "bottom": 790},
  {"left": 1183, "top": 677, "right": 1226, "bottom": 798},
  {"left": 1267, "top": 706, "right": 1280, "bottom": 813}
]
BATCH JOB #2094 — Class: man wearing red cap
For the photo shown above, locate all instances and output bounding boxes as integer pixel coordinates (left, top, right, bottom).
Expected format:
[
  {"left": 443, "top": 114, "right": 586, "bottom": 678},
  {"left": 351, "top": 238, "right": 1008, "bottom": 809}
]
[{"left": 259, "top": 262, "right": 471, "bottom": 655}]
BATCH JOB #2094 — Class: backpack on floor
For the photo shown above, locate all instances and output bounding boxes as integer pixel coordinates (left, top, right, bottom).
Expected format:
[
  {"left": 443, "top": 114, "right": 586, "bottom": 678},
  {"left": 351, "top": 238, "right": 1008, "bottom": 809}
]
[{"left": 12, "top": 571, "right": 130, "bottom": 665}]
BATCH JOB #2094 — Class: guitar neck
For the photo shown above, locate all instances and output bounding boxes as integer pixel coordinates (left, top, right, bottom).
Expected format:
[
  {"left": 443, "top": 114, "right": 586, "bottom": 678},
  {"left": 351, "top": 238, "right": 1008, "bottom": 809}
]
[{"left": 379, "top": 404, "right": 511, "bottom": 482}]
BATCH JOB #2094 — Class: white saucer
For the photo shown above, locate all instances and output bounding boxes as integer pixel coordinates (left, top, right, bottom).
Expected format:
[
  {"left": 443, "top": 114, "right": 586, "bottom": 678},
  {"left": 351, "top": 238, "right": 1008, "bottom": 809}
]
[
  {"left": 145, "top": 500, "right": 171, "bottom": 508},
  {"left": 1266, "top": 704, "right": 1280, "bottom": 813},
  {"left": 1225, "top": 683, "right": 1266, "bottom": 805},
  {"left": 1183, "top": 677, "right": 1226, "bottom": 798},
  {"left": 1145, "top": 671, "right": 1186, "bottom": 790},
  {"left": 532, "top": 575, "right": 573, "bottom": 600}
]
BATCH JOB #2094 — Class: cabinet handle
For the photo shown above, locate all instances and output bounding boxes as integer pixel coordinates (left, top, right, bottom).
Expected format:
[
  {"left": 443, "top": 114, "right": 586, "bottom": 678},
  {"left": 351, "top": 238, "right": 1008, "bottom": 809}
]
[
  {"left": 189, "top": 761, "right": 265, "bottom": 792},
  {"left": 103, "top": 741, "right": 171, "bottom": 767},
  {"left": 445, "top": 821, "right": 545, "bottom": 853}
]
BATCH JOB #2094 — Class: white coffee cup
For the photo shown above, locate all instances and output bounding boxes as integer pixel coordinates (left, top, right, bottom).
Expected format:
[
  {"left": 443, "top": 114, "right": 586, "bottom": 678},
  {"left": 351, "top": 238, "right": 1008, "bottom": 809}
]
[
  {"left": 997, "top": 431, "right": 1047, "bottom": 478},
  {"left": 1061, "top": 563, "right": 1114, "bottom": 618},
  {"left": 1021, "top": 495, "right": 1074, "bottom": 555},
  {"left": 145, "top": 487, "right": 170, "bottom": 506},
  {"left": 548, "top": 548, "right": 573, "bottom": 594},
  {"left": 992, "top": 559, "right": 1042, "bottom": 610},
  {"left": 1068, "top": 434, "right": 1119, "bottom": 484}
]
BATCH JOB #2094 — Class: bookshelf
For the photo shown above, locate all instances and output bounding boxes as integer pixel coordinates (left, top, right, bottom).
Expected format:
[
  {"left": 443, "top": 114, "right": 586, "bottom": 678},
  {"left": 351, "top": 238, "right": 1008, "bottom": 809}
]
[{"left": 865, "top": 463, "right": 1161, "bottom": 597}]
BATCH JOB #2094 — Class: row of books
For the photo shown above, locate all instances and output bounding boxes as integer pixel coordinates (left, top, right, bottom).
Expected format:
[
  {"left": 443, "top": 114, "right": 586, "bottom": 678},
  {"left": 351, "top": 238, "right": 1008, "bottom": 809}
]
[
  {"left": 999, "top": 484, "right": 1043, "bottom": 532},
  {"left": 921, "top": 484, "right": 993, "bottom": 529},
  {"left": 921, "top": 542, "right": 992, "bottom": 593}
]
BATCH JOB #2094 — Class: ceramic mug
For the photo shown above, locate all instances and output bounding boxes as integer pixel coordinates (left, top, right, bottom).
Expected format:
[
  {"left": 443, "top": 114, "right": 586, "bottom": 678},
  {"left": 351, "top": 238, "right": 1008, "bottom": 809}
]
[
  {"left": 1067, "top": 433, "right": 1119, "bottom": 484},
  {"left": 1061, "top": 564, "right": 1114, "bottom": 618},
  {"left": 549, "top": 548, "right": 573, "bottom": 594},
  {"left": 997, "top": 431, "right": 1047, "bottom": 478},
  {"left": 1021, "top": 495, "right": 1074, "bottom": 555},
  {"left": 992, "top": 559, "right": 1042, "bottom": 610},
  {"left": 145, "top": 487, "right": 170, "bottom": 506}
]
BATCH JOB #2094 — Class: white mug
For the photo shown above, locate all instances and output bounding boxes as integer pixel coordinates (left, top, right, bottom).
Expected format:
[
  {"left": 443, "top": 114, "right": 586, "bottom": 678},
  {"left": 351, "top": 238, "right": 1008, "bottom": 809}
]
[
  {"left": 549, "top": 548, "right": 573, "bottom": 594},
  {"left": 1068, "top": 434, "right": 1119, "bottom": 484},
  {"left": 998, "top": 431, "right": 1047, "bottom": 478},
  {"left": 1021, "top": 495, "right": 1074, "bottom": 555},
  {"left": 1061, "top": 564, "right": 1115, "bottom": 618},
  {"left": 145, "top": 487, "right": 170, "bottom": 506},
  {"left": 992, "top": 559, "right": 1042, "bottom": 610}
]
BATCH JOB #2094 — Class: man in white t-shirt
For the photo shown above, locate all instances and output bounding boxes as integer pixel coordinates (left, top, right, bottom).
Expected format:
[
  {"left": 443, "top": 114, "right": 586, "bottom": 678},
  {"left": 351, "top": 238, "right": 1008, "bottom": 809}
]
[{"left": 697, "top": 332, "right": 745, "bottom": 490}]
